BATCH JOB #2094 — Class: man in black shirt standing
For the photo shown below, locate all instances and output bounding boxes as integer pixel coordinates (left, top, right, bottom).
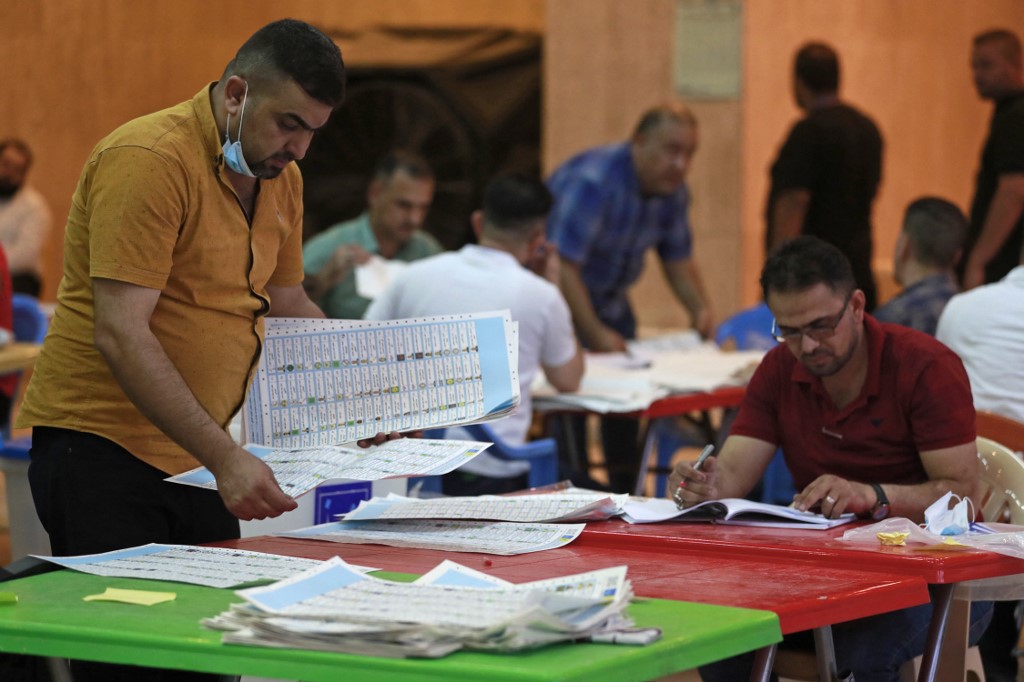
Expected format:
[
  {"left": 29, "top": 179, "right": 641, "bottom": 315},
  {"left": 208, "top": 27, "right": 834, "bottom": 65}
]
[
  {"left": 961, "top": 29, "right": 1024, "bottom": 291},
  {"left": 766, "top": 42, "right": 883, "bottom": 310}
]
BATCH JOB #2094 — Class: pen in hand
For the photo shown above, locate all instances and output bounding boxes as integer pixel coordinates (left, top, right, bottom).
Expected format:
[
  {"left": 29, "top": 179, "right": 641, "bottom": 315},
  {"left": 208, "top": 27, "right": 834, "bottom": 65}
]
[{"left": 673, "top": 444, "right": 715, "bottom": 509}]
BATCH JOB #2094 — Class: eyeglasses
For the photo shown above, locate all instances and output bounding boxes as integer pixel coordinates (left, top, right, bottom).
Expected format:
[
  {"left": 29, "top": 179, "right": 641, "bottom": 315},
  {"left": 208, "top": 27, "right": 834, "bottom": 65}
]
[{"left": 770, "top": 292, "right": 853, "bottom": 344}]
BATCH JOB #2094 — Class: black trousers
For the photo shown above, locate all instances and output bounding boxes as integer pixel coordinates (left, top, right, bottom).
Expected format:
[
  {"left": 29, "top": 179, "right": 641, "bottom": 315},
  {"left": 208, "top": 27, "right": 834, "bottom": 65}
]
[{"left": 27, "top": 426, "right": 239, "bottom": 682}]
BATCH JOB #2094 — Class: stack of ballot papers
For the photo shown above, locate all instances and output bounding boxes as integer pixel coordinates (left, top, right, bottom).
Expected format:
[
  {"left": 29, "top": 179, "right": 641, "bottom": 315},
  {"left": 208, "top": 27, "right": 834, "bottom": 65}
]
[{"left": 205, "top": 557, "right": 642, "bottom": 658}]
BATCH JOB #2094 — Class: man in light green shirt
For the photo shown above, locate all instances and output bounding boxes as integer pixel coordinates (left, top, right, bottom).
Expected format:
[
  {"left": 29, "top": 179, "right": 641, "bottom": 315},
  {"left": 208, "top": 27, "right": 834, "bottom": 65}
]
[{"left": 303, "top": 151, "right": 441, "bottom": 318}]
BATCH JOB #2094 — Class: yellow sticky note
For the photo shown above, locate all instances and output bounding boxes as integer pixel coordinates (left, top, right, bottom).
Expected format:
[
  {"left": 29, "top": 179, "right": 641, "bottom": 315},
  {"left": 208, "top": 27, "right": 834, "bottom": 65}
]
[
  {"left": 83, "top": 588, "right": 176, "bottom": 606},
  {"left": 877, "top": 532, "right": 909, "bottom": 546}
]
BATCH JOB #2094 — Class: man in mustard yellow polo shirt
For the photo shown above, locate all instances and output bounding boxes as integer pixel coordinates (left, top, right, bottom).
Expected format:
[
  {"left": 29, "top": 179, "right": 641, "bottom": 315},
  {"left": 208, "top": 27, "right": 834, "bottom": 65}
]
[{"left": 19, "top": 20, "right": 342, "bottom": 667}]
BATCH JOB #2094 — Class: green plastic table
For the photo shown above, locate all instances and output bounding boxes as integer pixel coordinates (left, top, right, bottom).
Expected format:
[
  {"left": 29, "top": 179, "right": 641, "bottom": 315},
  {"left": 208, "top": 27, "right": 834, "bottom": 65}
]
[{"left": 0, "top": 569, "right": 781, "bottom": 681}]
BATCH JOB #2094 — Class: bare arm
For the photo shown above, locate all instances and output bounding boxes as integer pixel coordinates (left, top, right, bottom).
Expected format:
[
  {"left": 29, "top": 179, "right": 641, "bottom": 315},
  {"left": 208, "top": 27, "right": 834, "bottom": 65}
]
[
  {"left": 92, "top": 278, "right": 297, "bottom": 521},
  {"left": 660, "top": 257, "right": 714, "bottom": 339},
  {"left": 768, "top": 188, "right": 811, "bottom": 250},
  {"left": 559, "top": 258, "right": 626, "bottom": 352},
  {"left": 668, "top": 435, "right": 777, "bottom": 505},
  {"left": 793, "top": 441, "right": 977, "bottom": 521},
  {"left": 542, "top": 346, "right": 584, "bottom": 393},
  {"left": 266, "top": 283, "right": 324, "bottom": 318},
  {"left": 302, "top": 243, "right": 371, "bottom": 301},
  {"left": 963, "top": 174, "right": 1024, "bottom": 290}
]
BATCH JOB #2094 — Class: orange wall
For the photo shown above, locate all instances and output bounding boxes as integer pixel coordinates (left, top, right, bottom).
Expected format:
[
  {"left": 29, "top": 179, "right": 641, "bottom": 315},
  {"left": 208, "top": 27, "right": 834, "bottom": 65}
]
[
  {"left": 740, "top": 0, "right": 1024, "bottom": 307},
  {"left": 0, "top": 0, "right": 544, "bottom": 301},
  {"left": 5, "top": 0, "right": 1024, "bottom": 323}
]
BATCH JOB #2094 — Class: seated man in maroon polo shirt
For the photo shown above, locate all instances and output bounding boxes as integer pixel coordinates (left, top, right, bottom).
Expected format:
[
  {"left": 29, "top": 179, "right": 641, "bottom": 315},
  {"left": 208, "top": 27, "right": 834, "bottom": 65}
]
[{"left": 670, "top": 236, "right": 992, "bottom": 682}]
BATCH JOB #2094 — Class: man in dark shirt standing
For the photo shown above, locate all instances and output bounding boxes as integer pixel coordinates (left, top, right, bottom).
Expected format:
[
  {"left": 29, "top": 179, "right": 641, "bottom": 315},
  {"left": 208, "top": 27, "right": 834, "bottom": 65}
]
[
  {"left": 766, "top": 42, "right": 883, "bottom": 310},
  {"left": 961, "top": 29, "right": 1024, "bottom": 290}
]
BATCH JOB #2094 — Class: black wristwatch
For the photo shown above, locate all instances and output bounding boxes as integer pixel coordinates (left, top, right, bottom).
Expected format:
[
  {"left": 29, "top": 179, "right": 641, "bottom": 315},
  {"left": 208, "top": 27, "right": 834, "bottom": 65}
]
[{"left": 870, "top": 483, "right": 891, "bottom": 521}]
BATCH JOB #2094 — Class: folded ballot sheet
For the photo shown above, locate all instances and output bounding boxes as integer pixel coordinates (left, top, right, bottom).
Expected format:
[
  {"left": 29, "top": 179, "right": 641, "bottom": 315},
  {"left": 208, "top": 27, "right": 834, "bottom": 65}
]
[
  {"left": 243, "top": 311, "right": 520, "bottom": 447},
  {"left": 167, "top": 311, "right": 520, "bottom": 495},
  {"left": 166, "top": 439, "right": 492, "bottom": 498},
  {"left": 205, "top": 557, "right": 640, "bottom": 657}
]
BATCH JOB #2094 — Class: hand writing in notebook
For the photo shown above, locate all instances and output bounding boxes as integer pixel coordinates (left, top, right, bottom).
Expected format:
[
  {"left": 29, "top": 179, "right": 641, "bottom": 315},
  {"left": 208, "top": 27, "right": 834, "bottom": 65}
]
[{"left": 669, "top": 445, "right": 716, "bottom": 509}]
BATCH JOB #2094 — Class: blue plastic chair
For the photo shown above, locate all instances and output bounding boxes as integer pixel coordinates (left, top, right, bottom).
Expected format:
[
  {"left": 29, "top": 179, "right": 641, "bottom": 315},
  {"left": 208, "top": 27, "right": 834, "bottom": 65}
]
[
  {"left": 11, "top": 294, "right": 48, "bottom": 344},
  {"left": 412, "top": 423, "right": 560, "bottom": 495},
  {"left": 714, "top": 302, "right": 776, "bottom": 352},
  {"left": 651, "top": 302, "right": 797, "bottom": 504}
]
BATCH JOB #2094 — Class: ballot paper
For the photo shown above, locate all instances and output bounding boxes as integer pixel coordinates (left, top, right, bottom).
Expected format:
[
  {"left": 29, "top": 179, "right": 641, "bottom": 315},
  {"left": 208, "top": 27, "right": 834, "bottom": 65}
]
[
  {"left": 340, "top": 492, "right": 628, "bottom": 523},
  {"left": 278, "top": 519, "right": 586, "bottom": 555},
  {"left": 166, "top": 438, "right": 491, "bottom": 498},
  {"left": 354, "top": 255, "right": 408, "bottom": 300},
  {"left": 532, "top": 337, "right": 763, "bottom": 414},
  {"left": 33, "top": 544, "right": 325, "bottom": 589},
  {"left": 205, "top": 556, "right": 637, "bottom": 657},
  {"left": 622, "top": 497, "right": 855, "bottom": 529},
  {"left": 242, "top": 311, "right": 520, "bottom": 448}
]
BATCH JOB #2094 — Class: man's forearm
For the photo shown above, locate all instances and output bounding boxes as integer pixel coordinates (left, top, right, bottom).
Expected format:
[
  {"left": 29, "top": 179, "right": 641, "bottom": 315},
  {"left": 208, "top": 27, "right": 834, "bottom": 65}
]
[
  {"left": 965, "top": 176, "right": 1024, "bottom": 284},
  {"left": 768, "top": 188, "right": 811, "bottom": 250},
  {"left": 559, "top": 261, "right": 614, "bottom": 349},
  {"left": 95, "top": 325, "right": 242, "bottom": 477}
]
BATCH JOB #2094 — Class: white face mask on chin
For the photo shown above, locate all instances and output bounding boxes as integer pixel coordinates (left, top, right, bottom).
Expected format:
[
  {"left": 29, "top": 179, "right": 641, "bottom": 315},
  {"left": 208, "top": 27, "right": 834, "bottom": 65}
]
[{"left": 222, "top": 81, "right": 256, "bottom": 178}]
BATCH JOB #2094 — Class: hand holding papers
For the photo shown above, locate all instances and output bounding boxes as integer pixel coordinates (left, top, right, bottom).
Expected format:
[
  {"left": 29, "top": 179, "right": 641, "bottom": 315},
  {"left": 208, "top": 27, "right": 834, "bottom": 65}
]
[{"left": 168, "top": 311, "right": 521, "bottom": 496}]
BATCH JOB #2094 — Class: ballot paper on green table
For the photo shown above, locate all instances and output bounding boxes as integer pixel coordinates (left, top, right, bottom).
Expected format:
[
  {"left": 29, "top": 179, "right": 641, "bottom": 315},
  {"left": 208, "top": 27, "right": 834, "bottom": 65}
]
[{"left": 33, "top": 543, "right": 326, "bottom": 589}]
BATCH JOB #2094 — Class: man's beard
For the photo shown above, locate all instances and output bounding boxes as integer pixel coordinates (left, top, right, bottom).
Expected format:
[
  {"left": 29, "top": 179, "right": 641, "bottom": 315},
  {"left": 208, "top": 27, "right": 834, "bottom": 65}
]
[{"left": 0, "top": 181, "right": 21, "bottom": 199}]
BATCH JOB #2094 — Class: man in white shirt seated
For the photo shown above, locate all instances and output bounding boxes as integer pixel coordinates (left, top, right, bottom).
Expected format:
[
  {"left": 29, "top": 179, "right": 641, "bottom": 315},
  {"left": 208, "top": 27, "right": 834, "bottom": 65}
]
[{"left": 366, "top": 173, "right": 584, "bottom": 494}]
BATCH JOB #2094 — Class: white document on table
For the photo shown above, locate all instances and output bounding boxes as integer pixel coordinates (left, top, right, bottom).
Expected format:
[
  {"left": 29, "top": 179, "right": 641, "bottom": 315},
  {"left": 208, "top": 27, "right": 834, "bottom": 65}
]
[
  {"left": 279, "top": 519, "right": 586, "bottom": 555},
  {"left": 340, "top": 493, "right": 628, "bottom": 523},
  {"left": 167, "top": 438, "right": 491, "bottom": 497},
  {"left": 354, "top": 255, "right": 407, "bottom": 300},
  {"left": 33, "top": 543, "right": 326, "bottom": 588},
  {"left": 622, "top": 497, "right": 854, "bottom": 529}
]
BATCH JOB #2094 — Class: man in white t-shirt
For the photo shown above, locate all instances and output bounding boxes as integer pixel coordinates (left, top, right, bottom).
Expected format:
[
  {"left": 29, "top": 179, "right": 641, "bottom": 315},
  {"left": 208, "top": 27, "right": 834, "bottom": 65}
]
[
  {"left": 937, "top": 253, "right": 1024, "bottom": 423},
  {"left": 366, "top": 174, "right": 584, "bottom": 493}
]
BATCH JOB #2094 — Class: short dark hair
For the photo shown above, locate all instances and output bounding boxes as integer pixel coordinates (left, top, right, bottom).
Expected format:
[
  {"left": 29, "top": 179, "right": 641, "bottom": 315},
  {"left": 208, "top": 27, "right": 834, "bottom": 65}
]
[
  {"left": 974, "top": 29, "right": 1023, "bottom": 68},
  {"left": 225, "top": 19, "right": 346, "bottom": 107},
  {"left": 902, "top": 197, "right": 967, "bottom": 269},
  {"left": 794, "top": 42, "right": 840, "bottom": 93},
  {"left": 372, "top": 150, "right": 434, "bottom": 183},
  {"left": 632, "top": 102, "right": 698, "bottom": 138},
  {"left": 760, "top": 236, "right": 855, "bottom": 300},
  {"left": 482, "top": 173, "right": 553, "bottom": 233},
  {"left": 0, "top": 139, "right": 33, "bottom": 168}
]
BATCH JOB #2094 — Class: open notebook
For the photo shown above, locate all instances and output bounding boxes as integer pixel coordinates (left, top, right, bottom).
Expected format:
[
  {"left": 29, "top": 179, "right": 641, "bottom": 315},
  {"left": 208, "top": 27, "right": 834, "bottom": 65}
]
[{"left": 622, "top": 498, "right": 855, "bottom": 529}]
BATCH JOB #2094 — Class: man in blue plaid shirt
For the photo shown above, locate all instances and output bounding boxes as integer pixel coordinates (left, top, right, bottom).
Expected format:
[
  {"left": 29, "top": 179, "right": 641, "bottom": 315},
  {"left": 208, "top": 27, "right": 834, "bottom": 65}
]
[{"left": 546, "top": 103, "right": 714, "bottom": 492}]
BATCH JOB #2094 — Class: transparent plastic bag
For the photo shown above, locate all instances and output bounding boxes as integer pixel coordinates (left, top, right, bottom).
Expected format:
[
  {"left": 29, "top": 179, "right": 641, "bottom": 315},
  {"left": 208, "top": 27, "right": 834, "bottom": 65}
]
[{"left": 840, "top": 517, "right": 1024, "bottom": 560}]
